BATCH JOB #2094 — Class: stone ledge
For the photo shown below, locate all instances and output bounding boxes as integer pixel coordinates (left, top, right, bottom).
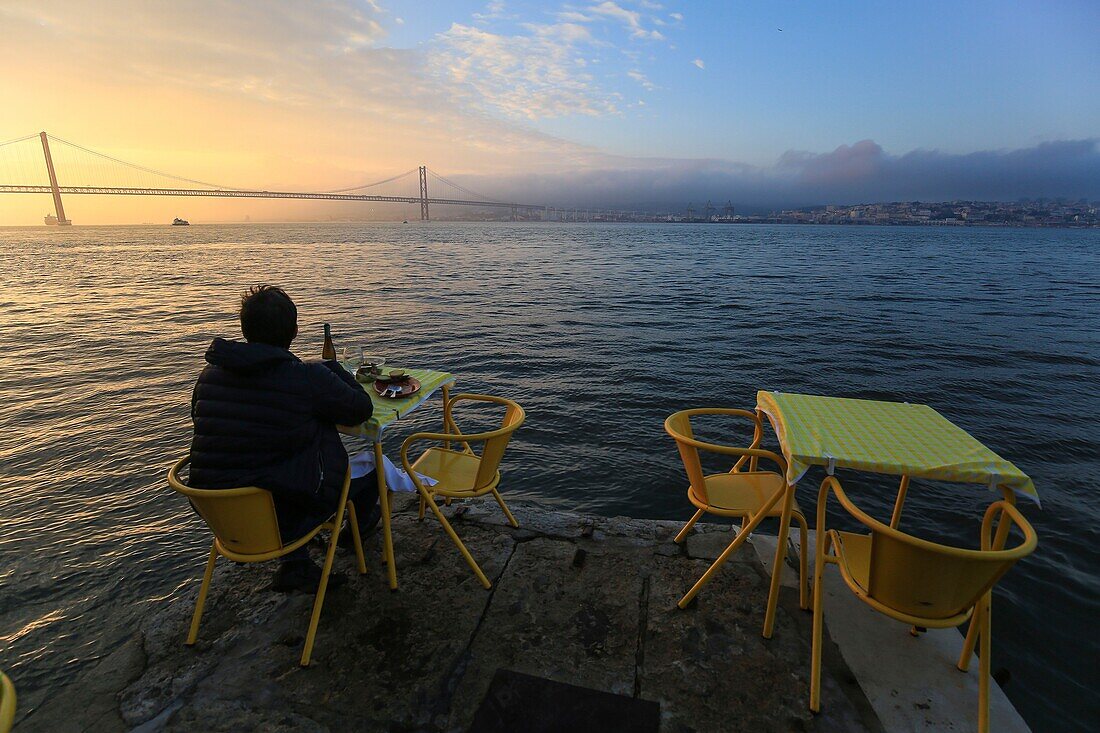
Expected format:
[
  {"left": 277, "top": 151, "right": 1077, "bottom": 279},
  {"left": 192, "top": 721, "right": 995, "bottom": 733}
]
[{"left": 20, "top": 498, "right": 891, "bottom": 732}]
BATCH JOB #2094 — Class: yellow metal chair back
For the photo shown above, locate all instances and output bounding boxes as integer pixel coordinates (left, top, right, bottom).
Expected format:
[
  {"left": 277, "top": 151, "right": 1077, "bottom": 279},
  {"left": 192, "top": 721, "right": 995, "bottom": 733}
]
[
  {"left": 828, "top": 477, "right": 1037, "bottom": 622},
  {"left": 0, "top": 671, "right": 15, "bottom": 733},
  {"left": 664, "top": 408, "right": 810, "bottom": 621},
  {"left": 167, "top": 469, "right": 283, "bottom": 556},
  {"left": 471, "top": 397, "right": 526, "bottom": 490},
  {"left": 167, "top": 456, "right": 365, "bottom": 667},
  {"left": 810, "top": 476, "right": 1037, "bottom": 732},
  {"left": 664, "top": 410, "right": 709, "bottom": 500},
  {"left": 403, "top": 393, "right": 526, "bottom": 589},
  {"left": 664, "top": 408, "right": 781, "bottom": 504}
]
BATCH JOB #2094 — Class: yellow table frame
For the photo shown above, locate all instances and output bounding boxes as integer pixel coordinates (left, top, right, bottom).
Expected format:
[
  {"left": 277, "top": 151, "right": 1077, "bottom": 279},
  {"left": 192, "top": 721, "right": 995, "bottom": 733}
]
[{"left": 340, "top": 369, "right": 457, "bottom": 590}]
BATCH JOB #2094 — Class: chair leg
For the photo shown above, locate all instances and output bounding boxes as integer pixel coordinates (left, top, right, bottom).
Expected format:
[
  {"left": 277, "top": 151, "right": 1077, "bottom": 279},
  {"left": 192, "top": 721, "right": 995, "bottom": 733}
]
[
  {"left": 958, "top": 605, "right": 980, "bottom": 671},
  {"left": 423, "top": 491, "right": 491, "bottom": 589},
  {"left": 346, "top": 500, "right": 367, "bottom": 575},
  {"left": 763, "top": 485, "right": 796, "bottom": 639},
  {"left": 301, "top": 517, "right": 343, "bottom": 667},
  {"left": 374, "top": 442, "right": 397, "bottom": 590},
  {"left": 795, "top": 512, "right": 810, "bottom": 611},
  {"left": 978, "top": 592, "right": 992, "bottom": 733},
  {"left": 678, "top": 514, "right": 759, "bottom": 609},
  {"left": 809, "top": 533, "right": 828, "bottom": 713},
  {"left": 674, "top": 508, "right": 706, "bottom": 543},
  {"left": 418, "top": 494, "right": 427, "bottom": 521},
  {"left": 186, "top": 542, "right": 218, "bottom": 646},
  {"left": 491, "top": 488, "right": 519, "bottom": 528}
]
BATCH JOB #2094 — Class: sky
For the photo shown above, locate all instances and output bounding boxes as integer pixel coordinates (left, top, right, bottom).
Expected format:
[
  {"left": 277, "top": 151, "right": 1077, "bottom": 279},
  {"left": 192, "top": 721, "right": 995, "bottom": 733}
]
[{"left": 1, "top": 0, "right": 1098, "bottom": 223}]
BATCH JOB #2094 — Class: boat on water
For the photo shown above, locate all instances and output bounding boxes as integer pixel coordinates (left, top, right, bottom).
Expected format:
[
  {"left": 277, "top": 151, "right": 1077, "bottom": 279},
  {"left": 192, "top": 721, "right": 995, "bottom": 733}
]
[
  {"left": 44, "top": 213, "right": 72, "bottom": 226},
  {"left": 172, "top": 218, "right": 190, "bottom": 226}
]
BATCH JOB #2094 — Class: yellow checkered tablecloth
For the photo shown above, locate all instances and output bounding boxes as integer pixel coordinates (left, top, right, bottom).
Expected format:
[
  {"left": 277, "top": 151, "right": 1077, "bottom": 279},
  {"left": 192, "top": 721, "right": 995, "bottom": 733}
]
[
  {"left": 756, "top": 391, "right": 1037, "bottom": 502},
  {"left": 338, "top": 365, "right": 456, "bottom": 440}
]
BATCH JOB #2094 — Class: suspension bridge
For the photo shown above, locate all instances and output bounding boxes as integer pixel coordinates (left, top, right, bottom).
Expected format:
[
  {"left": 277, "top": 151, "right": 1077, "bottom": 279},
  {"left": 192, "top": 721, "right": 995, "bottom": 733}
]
[{"left": 0, "top": 131, "right": 571, "bottom": 225}]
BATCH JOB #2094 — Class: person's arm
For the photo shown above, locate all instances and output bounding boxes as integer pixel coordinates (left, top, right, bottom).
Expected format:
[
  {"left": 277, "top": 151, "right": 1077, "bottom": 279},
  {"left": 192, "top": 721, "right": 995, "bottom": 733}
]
[
  {"left": 321, "top": 358, "right": 363, "bottom": 389},
  {"left": 307, "top": 362, "right": 373, "bottom": 425}
]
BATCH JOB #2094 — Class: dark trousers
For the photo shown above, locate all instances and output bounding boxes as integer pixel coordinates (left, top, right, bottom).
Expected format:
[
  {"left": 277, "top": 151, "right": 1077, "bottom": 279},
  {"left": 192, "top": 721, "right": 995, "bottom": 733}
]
[{"left": 284, "top": 470, "right": 378, "bottom": 563}]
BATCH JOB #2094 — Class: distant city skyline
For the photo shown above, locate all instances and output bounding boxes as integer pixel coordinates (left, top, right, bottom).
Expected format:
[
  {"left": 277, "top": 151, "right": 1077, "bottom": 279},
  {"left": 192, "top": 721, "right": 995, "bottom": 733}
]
[{"left": 1, "top": 1, "right": 1098, "bottom": 223}]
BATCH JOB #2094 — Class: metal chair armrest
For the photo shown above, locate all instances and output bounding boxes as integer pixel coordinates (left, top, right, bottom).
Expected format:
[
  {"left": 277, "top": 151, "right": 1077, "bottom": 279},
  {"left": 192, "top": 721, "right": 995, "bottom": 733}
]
[
  {"left": 442, "top": 393, "right": 525, "bottom": 454},
  {"left": 687, "top": 437, "right": 787, "bottom": 475},
  {"left": 980, "top": 501, "right": 1037, "bottom": 554},
  {"left": 665, "top": 408, "right": 775, "bottom": 473}
]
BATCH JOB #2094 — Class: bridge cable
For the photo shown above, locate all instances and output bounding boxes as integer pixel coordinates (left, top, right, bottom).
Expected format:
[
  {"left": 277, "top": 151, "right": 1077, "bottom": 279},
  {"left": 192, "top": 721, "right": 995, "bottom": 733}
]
[
  {"left": 317, "top": 168, "right": 418, "bottom": 194},
  {"left": 47, "top": 134, "right": 241, "bottom": 191},
  {"left": 425, "top": 168, "right": 501, "bottom": 203},
  {"left": 0, "top": 133, "right": 38, "bottom": 148}
]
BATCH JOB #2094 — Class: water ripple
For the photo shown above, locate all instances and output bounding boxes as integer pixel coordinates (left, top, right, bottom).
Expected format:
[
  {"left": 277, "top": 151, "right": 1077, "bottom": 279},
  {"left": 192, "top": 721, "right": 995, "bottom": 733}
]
[{"left": 0, "top": 222, "right": 1097, "bottom": 730}]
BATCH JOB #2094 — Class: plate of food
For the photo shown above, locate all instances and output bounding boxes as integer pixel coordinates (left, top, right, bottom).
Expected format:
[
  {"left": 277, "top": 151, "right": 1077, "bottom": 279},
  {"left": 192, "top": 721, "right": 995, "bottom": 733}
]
[{"left": 373, "top": 371, "right": 421, "bottom": 398}]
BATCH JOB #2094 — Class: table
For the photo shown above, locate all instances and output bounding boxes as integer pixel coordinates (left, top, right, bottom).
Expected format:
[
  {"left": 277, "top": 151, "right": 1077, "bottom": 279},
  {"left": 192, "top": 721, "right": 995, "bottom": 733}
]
[
  {"left": 339, "top": 365, "right": 457, "bottom": 590},
  {"left": 753, "top": 390, "right": 1037, "bottom": 641}
]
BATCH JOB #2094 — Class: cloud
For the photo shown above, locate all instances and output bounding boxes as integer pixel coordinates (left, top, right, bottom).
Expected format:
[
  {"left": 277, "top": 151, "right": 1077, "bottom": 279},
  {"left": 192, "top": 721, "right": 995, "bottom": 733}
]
[
  {"left": 441, "top": 139, "right": 1100, "bottom": 211},
  {"left": 692, "top": 58, "right": 705, "bottom": 69},
  {"left": 776, "top": 139, "right": 1100, "bottom": 205},
  {"left": 433, "top": 22, "right": 619, "bottom": 119},
  {"left": 588, "top": 1, "right": 665, "bottom": 40},
  {"left": 473, "top": 1, "right": 510, "bottom": 22},
  {"left": 431, "top": 1, "right": 682, "bottom": 120},
  {"left": 627, "top": 69, "right": 656, "bottom": 90},
  {"left": 669, "top": 12, "right": 683, "bottom": 21}
]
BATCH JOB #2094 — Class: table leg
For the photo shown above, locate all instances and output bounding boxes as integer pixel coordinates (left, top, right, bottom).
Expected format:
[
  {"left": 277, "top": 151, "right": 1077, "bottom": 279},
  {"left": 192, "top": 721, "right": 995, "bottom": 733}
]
[
  {"left": 762, "top": 481, "right": 795, "bottom": 639},
  {"left": 375, "top": 440, "right": 397, "bottom": 590},
  {"left": 890, "top": 475, "right": 910, "bottom": 529}
]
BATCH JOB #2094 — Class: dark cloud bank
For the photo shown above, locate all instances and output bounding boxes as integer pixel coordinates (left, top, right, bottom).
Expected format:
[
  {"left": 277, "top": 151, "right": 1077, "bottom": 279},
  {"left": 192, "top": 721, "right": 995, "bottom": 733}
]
[{"left": 466, "top": 139, "right": 1100, "bottom": 213}]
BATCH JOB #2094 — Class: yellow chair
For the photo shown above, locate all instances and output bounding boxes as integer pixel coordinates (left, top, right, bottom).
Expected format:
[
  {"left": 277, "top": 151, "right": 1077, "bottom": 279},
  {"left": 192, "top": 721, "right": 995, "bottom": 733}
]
[
  {"left": 665, "top": 408, "right": 809, "bottom": 611},
  {"left": 401, "top": 393, "right": 525, "bottom": 589},
  {"left": 167, "top": 457, "right": 367, "bottom": 667},
  {"left": 809, "top": 476, "right": 1037, "bottom": 732},
  {"left": 0, "top": 671, "right": 15, "bottom": 733}
]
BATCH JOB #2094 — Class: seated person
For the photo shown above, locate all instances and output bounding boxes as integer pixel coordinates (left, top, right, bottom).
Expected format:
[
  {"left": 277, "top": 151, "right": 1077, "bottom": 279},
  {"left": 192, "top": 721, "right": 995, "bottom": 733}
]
[{"left": 188, "top": 285, "right": 378, "bottom": 591}]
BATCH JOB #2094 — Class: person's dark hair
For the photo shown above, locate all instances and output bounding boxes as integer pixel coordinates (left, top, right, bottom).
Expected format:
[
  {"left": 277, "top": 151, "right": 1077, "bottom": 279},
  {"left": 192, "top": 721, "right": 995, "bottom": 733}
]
[{"left": 239, "top": 285, "right": 297, "bottom": 348}]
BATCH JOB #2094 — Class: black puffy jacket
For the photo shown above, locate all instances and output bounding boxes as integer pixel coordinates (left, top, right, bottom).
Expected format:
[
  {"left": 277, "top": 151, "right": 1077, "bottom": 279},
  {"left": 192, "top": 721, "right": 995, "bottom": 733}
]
[{"left": 189, "top": 338, "right": 372, "bottom": 539}]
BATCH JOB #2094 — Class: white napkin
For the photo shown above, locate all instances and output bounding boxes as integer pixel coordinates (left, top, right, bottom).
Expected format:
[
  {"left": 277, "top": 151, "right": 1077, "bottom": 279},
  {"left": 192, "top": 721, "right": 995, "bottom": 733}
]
[{"left": 348, "top": 450, "right": 437, "bottom": 492}]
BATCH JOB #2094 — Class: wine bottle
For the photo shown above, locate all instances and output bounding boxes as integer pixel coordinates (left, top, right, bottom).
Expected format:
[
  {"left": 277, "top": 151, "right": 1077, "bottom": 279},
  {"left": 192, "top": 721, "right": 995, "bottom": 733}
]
[{"left": 321, "top": 323, "right": 337, "bottom": 361}]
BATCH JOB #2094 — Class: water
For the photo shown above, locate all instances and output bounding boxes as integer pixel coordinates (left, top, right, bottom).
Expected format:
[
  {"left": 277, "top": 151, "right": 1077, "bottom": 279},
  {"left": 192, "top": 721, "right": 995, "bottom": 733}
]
[{"left": 0, "top": 223, "right": 1096, "bottom": 730}]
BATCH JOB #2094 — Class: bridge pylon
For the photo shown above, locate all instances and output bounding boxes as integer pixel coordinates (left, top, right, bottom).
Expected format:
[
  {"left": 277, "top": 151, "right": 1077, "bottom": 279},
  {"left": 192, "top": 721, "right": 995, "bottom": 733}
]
[
  {"left": 40, "top": 132, "right": 71, "bottom": 225},
  {"left": 418, "top": 166, "right": 429, "bottom": 221}
]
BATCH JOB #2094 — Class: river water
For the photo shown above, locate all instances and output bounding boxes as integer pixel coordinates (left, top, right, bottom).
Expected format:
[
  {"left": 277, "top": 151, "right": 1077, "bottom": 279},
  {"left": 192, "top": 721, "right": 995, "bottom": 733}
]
[{"left": 0, "top": 223, "right": 1096, "bottom": 730}]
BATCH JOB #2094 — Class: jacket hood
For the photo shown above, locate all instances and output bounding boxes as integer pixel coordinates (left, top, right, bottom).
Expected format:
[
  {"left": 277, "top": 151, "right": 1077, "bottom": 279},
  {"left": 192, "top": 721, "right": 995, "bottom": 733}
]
[{"left": 205, "top": 338, "right": 299, "bottom": 374}]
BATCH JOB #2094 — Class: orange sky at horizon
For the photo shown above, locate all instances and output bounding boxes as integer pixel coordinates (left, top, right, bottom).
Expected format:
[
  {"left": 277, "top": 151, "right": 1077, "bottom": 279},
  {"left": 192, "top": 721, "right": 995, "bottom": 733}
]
[{"left": 0, "top": 1, "right": 598, "bottom": 225}]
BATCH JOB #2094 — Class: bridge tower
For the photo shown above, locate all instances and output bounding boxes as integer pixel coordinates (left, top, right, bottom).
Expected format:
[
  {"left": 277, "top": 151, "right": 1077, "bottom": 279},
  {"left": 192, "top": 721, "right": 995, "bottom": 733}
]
[
  {"left": 40, "top": 132, "right": 71, "bottom": 225},
  {"left": 418, "top": 166, "right": 429, "bottom": 221}
]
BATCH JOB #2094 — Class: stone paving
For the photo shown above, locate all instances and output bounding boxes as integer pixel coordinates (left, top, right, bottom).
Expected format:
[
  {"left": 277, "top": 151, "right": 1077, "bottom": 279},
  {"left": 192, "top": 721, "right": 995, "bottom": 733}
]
[{"left": 21, "top": 495, "right": 883, "bottom": 732}]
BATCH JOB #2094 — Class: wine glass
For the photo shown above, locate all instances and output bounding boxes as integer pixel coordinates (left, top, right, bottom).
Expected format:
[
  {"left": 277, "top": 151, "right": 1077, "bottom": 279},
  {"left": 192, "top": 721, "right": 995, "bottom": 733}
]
[{"left": 342, "top": 346, "right": 364, "bottom": 368}]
